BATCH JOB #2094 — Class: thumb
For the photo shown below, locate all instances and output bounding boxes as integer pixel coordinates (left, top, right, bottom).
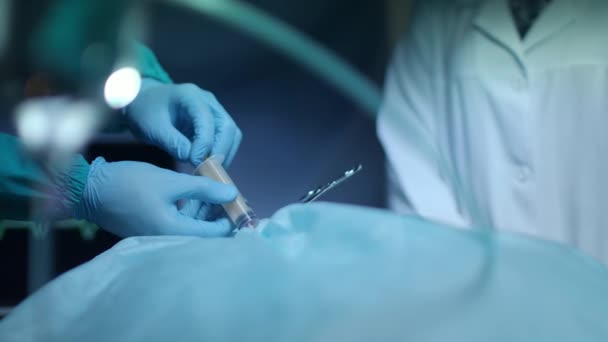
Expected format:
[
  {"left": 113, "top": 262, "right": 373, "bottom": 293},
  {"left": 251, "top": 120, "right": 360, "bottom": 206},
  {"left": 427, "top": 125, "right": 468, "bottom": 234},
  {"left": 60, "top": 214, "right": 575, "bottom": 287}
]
[
  {"left": 171, "top": 173, "right": 238, "bottom": 203},
  {"left": 189, "top": 136, "right": 211, "bottom": 166}
]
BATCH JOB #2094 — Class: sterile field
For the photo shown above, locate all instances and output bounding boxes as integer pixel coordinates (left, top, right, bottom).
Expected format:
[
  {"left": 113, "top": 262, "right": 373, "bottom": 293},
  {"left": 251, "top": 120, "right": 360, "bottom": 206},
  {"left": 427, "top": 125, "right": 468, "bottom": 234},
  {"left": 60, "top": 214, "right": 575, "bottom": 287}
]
[{"left": 1, "top": 203, "right": 607, "bottom": 342}]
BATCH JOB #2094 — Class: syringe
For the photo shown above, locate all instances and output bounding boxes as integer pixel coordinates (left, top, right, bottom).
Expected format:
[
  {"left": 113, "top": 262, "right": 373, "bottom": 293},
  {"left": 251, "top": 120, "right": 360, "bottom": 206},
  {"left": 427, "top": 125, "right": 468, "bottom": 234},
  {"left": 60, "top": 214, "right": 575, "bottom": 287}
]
[{"left": 194, "top": 155, "right": 258, "bottom": 230}]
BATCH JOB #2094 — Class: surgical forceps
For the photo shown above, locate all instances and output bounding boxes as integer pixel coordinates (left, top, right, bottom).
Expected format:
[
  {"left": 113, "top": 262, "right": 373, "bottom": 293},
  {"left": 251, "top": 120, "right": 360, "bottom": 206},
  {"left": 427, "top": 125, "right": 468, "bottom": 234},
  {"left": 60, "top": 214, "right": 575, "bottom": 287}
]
[{"left": 299, "top": 164, "right": 363, "bottom": 203}]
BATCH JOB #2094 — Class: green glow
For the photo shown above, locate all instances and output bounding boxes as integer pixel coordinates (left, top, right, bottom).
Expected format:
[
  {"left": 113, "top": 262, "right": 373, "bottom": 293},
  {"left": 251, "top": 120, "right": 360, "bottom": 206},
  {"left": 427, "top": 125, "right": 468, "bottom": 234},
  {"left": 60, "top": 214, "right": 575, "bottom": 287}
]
[{"left": 0, "top": 220, "right": 99, "bottom": 240}]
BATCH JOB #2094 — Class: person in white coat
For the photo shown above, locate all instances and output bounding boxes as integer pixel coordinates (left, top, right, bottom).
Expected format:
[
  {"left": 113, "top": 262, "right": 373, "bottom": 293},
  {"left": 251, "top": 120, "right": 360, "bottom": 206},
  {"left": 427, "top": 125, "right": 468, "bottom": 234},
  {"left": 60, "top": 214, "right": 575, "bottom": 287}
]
[{"left": 378, "top": 0, "right": 608, "bottom": 265}]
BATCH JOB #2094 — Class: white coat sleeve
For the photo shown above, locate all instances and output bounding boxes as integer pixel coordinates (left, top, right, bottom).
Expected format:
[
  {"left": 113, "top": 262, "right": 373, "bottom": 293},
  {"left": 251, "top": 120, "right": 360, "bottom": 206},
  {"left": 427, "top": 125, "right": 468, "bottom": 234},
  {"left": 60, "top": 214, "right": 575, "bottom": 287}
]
[{"left": 377, "top": 1, "right": 468, "bottom": 227}]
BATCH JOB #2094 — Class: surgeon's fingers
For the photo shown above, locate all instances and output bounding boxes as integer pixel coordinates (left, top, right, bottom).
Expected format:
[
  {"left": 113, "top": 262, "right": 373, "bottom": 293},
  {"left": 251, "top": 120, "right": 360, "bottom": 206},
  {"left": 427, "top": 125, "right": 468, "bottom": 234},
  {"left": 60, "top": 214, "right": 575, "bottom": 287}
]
[
  {"left": 203, "top": 92, "right": 239, "bottom": 167},
  {"left": 224, "top": 127, "right": 242, "bottom": 168},
  {"left": 170, "top": 172, "right": 237, "bottom": 203},
  {"left": 169, "top": 213, "right": 233, "bottom": 237},
  {"left": 160, "top": 126, "right": 192, "bottom": 161},
  {"left": 177, "top": 84, "right": 215, "bottom": 166}
]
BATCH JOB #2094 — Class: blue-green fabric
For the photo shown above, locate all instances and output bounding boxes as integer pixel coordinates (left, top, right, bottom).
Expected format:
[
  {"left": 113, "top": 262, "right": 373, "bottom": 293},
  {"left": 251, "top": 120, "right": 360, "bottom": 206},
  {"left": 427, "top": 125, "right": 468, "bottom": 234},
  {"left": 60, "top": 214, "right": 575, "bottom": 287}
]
[
  {"left": 0, "top": 134, "right": 90, "bottom": 220},
  {"left": 28, "top": 0, "right": 130, "bottom": 87},
  {"left": 29, "top": 0, "right": 172, "bottom": 88},
  {"left": 135, "top": 43, "right": 172, "bottom": 84},
  {"left": 0, "top": 202, "right": 606, "bottom": 341}
]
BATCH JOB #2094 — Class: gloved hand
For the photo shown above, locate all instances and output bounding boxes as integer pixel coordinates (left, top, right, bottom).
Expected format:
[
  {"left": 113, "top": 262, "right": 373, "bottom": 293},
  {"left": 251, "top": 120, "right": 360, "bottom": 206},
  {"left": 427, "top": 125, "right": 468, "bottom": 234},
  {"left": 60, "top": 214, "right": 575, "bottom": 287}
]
[
  {"left": 125, "top": 79, "right": 242, "bottom": 167},
  {"left": 74, "top": 157, "right": 237, "bottom": 237}
]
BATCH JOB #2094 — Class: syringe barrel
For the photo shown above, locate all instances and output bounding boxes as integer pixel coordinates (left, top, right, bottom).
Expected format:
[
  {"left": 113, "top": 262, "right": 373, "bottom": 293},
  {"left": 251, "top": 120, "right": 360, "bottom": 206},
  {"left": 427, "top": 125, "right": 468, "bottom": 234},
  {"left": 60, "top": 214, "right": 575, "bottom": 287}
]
[{"left": 193, "top": 155, "right": 258, "bottom": 230}]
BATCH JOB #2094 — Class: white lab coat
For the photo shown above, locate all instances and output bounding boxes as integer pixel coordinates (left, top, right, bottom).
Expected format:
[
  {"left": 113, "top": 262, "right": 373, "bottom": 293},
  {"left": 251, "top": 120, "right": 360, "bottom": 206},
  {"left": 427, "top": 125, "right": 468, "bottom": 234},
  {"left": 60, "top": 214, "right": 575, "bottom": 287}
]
[{"left": 378, "top": 0, "right": 608, "bottom": 264}]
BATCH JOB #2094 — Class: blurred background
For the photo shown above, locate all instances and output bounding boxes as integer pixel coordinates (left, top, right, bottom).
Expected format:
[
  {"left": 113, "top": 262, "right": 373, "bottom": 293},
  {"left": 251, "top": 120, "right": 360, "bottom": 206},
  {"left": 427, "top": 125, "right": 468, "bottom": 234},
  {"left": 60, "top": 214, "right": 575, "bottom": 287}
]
[{"left": 0, "top": 0, "right": 412, "bottom": 316}]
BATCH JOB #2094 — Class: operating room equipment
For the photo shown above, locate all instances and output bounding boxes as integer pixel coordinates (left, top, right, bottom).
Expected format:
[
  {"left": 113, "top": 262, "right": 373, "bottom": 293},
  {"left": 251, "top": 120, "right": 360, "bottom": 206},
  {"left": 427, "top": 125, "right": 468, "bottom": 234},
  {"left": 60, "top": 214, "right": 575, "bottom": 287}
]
[
  {"left": 0, "top": 219, "right": 98, "bottom": 241},
  {"left": 194, "top": 155, "right": 258, "bottom": 230},
  {"left": 300, "top": 164, "right": 363, "bottom": 203}
]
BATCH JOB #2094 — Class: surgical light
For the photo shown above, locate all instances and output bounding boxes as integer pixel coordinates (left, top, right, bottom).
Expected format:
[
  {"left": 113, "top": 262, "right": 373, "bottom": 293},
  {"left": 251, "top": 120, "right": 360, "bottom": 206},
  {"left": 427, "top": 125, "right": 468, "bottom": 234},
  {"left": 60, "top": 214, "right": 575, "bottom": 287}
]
[{"left": 103, "top": 67, "right": 141, "bottom": 109}]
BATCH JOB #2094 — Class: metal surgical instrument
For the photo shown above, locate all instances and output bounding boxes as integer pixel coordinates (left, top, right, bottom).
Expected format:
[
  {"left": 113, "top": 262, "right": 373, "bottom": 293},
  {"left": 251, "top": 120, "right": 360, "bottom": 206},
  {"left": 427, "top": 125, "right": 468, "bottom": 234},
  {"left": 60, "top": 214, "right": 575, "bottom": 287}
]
[{"left": 299, "top": 164, "right": 363, "bottom": 203}]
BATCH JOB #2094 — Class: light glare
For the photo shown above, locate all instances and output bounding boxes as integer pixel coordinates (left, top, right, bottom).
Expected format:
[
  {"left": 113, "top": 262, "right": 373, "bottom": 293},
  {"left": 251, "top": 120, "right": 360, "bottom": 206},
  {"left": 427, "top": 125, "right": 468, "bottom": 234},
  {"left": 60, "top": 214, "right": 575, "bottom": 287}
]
[
  {"left": 16, "top": 101, "right": 51, "bottom": 150},
  {"left": 104, "top": 67, "right": 142, "bottom": 109}
]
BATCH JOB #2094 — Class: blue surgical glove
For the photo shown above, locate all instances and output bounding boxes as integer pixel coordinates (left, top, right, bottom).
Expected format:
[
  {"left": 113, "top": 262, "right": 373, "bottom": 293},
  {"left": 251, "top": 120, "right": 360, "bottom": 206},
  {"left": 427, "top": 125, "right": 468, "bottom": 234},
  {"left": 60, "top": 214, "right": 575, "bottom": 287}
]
[
  {"left": 125, "top": 79, "right": 242, "bottom": 166},
  {"left": 74, "top": 157, "right": 238, "bottom": 237}
]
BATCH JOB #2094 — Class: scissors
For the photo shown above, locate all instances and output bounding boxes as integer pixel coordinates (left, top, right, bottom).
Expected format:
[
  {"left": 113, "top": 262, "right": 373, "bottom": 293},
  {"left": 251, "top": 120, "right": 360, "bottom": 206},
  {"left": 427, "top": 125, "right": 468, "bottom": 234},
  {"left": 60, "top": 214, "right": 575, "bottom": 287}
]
[{"left": 299, "top": 164, "right": 363, "bottom": 203}]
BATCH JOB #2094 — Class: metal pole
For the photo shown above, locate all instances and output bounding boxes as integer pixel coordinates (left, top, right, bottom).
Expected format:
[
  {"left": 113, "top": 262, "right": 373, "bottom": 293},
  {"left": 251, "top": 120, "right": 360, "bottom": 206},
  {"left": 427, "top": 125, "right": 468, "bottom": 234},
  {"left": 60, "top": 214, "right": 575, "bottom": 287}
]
[{"left": 27, "top": 225, "right": 54, "bottom": 294}]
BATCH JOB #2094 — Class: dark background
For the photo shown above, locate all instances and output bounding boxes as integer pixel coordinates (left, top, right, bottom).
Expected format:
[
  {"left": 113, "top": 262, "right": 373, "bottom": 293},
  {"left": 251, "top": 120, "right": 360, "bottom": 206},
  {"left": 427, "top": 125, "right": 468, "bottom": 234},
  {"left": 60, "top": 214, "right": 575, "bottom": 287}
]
[{"left": 0, "top": 0, "right": 411, "bottom": 314}]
